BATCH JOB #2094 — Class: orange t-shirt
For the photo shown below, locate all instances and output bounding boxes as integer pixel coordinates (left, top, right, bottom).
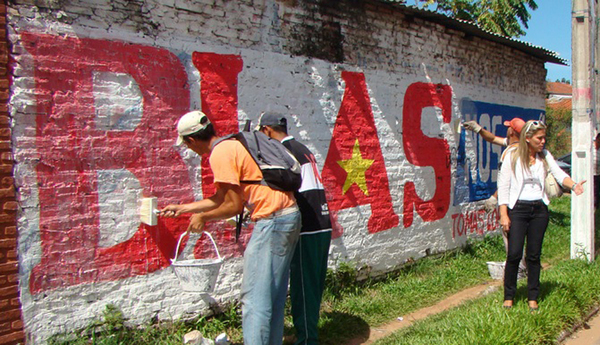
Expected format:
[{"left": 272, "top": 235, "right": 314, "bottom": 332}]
[{"left": 209, "top": 139, "right": 295, "bottom": 220}]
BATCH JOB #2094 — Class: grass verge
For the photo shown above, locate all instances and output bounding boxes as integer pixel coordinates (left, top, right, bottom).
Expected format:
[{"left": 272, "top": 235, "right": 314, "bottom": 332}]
[
  {"left": 51, "top": 196, "right": 600, "bottom": 344},
  {"left": 374, "top": 258, "right": 600, "bottom": 345},
  {"left": 374, "top": 196, "right": 600, "bottom": 344}
]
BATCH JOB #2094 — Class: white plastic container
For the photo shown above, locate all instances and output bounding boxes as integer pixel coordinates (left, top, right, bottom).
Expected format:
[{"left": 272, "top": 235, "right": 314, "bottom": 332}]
[
  {"left": 486, "top": 261, "right": 505, "bottom": 280},
  {"left": 171, "top": 231, "right": 223, "bottom": 293}
]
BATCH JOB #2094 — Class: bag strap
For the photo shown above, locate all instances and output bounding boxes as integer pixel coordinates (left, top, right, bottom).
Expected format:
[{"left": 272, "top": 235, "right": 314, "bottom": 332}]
[
  {"left": 253, "top": 130, "right": 264, "bottom": 160},
  {"left": 541, "top": 149, "right": 552, "bottom": 175},
  {"left": 235, "top": 206, "right": 250, "bottom": 243},
  {"left": 235, "top": 209, "right": 243, "bottom": 242}
]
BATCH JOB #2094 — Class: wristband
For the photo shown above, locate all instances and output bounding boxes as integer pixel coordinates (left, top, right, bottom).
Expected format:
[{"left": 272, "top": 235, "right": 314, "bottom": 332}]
[{"left": 572, "top": 183, "right": 577, "bottom": 191}]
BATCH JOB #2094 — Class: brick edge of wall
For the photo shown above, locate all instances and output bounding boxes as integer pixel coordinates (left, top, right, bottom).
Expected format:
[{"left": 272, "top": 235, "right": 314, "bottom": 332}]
[{"left": 0, "top": 1, "right": 24, "bottom": 344}]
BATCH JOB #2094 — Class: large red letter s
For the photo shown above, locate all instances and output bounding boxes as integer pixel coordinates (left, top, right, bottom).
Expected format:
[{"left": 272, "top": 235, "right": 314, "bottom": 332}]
[{"left": 402, "top": 83, "right": 452, "bottom": 228}]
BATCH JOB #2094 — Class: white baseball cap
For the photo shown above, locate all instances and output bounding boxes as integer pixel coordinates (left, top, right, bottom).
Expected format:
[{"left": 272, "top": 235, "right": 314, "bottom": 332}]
[{"left": 176, "top": 111, "right": 210, "bottom": 145}]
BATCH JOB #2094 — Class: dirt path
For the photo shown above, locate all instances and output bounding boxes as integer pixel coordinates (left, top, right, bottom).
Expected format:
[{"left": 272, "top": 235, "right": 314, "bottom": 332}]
[
  {"left": 346, "top": 280, "right": 503, "bottom": 344},
  {"left": 561, "top": 307, "right": 600, "bottom": 345}
]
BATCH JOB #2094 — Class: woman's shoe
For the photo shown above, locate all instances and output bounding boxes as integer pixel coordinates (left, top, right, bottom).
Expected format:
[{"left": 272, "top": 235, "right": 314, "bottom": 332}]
[
  {"left": 528, "top": 300, "right": 539, "bottom": 311},
  {"left": 503, "top": 300, "right": 513, "bottom": 309}
]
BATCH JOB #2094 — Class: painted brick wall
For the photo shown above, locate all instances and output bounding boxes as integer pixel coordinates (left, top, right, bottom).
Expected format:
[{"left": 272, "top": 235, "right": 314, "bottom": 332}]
[
  {"left": 5, "top": 0, "right": 548, "bottom": 342},
  {"left": 0, "top": 1, "right": 24, "bottom": 344}
]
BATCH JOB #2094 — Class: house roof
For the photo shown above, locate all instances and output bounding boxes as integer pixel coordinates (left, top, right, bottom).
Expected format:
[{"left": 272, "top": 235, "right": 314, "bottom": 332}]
[
  {"left": 383, "top": 2, "right": 567, "bottom": 65},
  {"left": 546, "top": 97, "right": 572, "bottom": 110},
  {"left": 546, "top": 82, "right": 573, "bottom": 95}
]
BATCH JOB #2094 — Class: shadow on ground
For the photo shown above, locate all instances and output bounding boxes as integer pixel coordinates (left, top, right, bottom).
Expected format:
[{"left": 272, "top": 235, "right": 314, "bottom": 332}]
[{"left": 283, "top": 311, "right": 369, "bottom": 345}]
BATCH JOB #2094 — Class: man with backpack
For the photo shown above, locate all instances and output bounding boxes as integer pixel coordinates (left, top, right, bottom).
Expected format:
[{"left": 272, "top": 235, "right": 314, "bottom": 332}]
[
  {"left": 257, "top": 112, "right": 332, "bottom": 345},
  {"left": 160, "top": 110, "right": 301, "bottom": 345}
]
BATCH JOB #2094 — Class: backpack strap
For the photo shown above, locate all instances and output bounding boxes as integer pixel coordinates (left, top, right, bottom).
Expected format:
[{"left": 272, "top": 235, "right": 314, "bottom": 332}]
[
  {"left": 235, "top": 208, "right": 243, "bottom": 243},
  {"left": 212, "top": 133, "right": 262, "bottom": 186},
  {"left": 235, "top": 206, "right": 251, "bottom": 243},
  {"left": 211, "top": 133, "right": 237, "bottom": 149},
  {"left": 253, "top": 130, "right": 263, "bottom": 161},
  {"left": 211, "top": 130, "right": 260, "bottom": 241}
]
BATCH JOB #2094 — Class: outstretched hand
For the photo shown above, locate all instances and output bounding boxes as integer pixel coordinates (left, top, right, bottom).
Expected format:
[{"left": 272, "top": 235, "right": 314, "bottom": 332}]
[
  {"left": 463, "top": 121, "right": 482, "bottom": 133},
  {"left": 573, "top": 180, "right": 587, "bottom": 196},
  {"left": 158, "top": 204, "right": 184, "bottom": 218}
]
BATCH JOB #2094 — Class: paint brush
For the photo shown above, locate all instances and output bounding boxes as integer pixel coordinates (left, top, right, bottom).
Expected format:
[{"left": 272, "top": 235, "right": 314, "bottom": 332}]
[{"left": 140, "top": 197, "right": 159, "bottom": 226}]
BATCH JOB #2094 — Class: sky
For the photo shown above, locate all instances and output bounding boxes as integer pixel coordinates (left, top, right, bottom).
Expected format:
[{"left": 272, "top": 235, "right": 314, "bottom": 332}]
[
  {"left": 405, "top": 1, "right": 573, "bottom": 82},
  {"left": 522, "top": 1, "right": 572, "bottom": 82}
]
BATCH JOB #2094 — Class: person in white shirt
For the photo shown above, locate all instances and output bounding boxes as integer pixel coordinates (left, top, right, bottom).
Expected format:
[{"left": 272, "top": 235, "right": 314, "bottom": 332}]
[
  {"left": 498, "top": 120, "right": 585, "bottom": 311},
  {"left": 464, "top": 118, "right": 526, "bottom": 274}
]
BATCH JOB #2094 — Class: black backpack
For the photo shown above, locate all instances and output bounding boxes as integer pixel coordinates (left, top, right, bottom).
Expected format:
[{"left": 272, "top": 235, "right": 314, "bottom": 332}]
[{"left": 215, "top": 121, "right": 302, "bottom": 240}]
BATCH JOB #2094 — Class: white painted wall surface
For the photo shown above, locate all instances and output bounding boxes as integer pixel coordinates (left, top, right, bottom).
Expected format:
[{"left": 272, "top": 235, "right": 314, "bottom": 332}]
[{"left": 6, "top": 0, "right": 547, "bottom": 342}]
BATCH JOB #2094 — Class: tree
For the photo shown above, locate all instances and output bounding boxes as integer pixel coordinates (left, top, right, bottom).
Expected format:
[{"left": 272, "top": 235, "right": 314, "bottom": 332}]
[
  {"left": 545, "top": 104, "right": 572, "bottom": 157},
  {"left": 553, "top": 78, "right": 571, "bottom": 84},
  {"left": 416, "top": 0, "right": 538, "bottom": 38}
]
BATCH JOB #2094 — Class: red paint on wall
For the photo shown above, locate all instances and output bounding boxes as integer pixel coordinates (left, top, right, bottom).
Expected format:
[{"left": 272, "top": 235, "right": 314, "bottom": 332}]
[
  {"left": 17, "top": 34, "right": 461, "bottom": 294},
  {"left": 573, "top": 87, "right": 592, "bottom": 101},
  {"left": 321, "top": 71, "right": 399, "bottom": 235},
  {"left": 22, "top": 33, "right": 192, "bottom": 293},
  {"left": 451, "top": 208, "right": 499, "bottom": 239},
  {"left": 402, "top": 83, "right": 452, "bottom": 228},
  {"left": 191, "top": 52, "right": 252, "bottom": 250}
]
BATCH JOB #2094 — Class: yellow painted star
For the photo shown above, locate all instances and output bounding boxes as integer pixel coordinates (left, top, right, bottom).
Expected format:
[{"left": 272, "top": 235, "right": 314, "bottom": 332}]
[{"left": 337, "top": 139, "right": 374, "bottom": 195}]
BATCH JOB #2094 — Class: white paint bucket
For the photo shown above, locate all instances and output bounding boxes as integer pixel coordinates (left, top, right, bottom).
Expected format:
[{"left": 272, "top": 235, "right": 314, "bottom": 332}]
[
  {"left": 486, "top": 261, "right": 505, "bottom": 280},
  {"left": 486, "top": 261, "right": 527, "bottom": 280},
  {"left": 171, "top": 231, "right": 223, "bottom": 293}
]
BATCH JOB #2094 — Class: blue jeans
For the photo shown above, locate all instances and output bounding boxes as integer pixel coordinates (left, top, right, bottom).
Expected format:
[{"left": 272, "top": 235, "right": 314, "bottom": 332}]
[
  {"left": 241, "top": 208, "right": 301, "bottom": 345},
  {"left": 504, "top": 200, "right": 549, "bottom": 302}
]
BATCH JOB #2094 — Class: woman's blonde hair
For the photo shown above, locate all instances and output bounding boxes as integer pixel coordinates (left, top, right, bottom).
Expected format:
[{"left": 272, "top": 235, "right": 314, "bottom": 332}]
[{"left": 511, "top": 120, "right": 547, "bottom": 173}]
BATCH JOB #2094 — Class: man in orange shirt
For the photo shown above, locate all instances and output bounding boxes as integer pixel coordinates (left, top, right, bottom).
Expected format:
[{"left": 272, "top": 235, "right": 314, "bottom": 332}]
[{"left": 161, "top": 111, "right": 301, "bottom": 345}]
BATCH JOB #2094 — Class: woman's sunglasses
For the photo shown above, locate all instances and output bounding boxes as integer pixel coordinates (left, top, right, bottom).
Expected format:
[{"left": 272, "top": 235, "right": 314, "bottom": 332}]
[{"left": 524, "top": 120, "right": 544, "bottom": 133}]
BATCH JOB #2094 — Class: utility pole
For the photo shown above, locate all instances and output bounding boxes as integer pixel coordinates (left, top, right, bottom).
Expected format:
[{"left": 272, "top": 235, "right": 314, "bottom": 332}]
[
  {"left": 571, "top": 0, "right": 595, "bottom": 261},
  {"left": 595, "top": 0, "right": 599, "bottom": 131}
]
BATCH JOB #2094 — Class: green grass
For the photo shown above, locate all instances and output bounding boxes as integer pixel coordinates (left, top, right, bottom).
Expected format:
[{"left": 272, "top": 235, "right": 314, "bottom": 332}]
[
  {"left": 52, "top": 196, "right": 600, "bottom": 345},
  {"left": 375, "top": 258, "right": 600, "bottom": 345},
  {"left": 48, "top": 302, "right": 243, "bottom": 345},
  {"left": 375, "top": 196, "right": 600, "bottom": 345}
]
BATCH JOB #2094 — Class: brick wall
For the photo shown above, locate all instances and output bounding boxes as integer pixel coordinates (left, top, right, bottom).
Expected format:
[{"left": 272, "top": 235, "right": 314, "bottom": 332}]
[
  {"left": 5, "top": 0, "right": 549, "bottom": 342},
  {"left": 0, "top": 1, "right": 24, "bottom": 344}
]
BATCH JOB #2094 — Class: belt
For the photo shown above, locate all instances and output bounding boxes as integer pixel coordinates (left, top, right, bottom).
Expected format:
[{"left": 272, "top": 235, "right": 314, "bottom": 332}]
[
  {"left": 269, "top": 204, "right": 299, "bottom": 218},
  {"left": 516, "top": 200, "right": 543, "bottom": 205},
  {"left": 253, "top": 205, "right": 299, "bottom": 221}
]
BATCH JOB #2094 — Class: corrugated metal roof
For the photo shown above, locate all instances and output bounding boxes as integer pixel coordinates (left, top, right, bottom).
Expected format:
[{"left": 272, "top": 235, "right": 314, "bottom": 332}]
[{"left": 381, "top": 2, "right": 567, "bottom": 65}]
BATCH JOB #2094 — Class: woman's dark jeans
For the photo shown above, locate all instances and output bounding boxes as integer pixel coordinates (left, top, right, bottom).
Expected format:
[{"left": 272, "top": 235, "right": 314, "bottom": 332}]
[{"left": 504, "top": 200, "right": 549, "bottom": 302}]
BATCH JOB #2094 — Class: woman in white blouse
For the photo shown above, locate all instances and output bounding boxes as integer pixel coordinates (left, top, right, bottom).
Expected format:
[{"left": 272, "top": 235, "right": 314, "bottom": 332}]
[{"left": 498, "top": 120, "right": 585, "bottom": 311}]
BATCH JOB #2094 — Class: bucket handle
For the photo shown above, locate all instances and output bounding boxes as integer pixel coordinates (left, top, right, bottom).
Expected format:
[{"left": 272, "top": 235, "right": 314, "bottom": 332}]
[{"left": 172, "top": 231, "right": 222, "bottom": 263}]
